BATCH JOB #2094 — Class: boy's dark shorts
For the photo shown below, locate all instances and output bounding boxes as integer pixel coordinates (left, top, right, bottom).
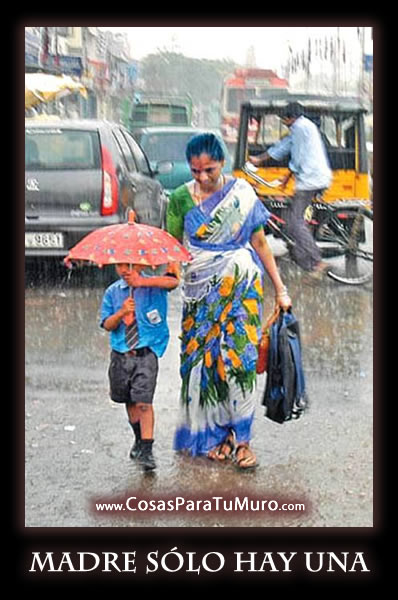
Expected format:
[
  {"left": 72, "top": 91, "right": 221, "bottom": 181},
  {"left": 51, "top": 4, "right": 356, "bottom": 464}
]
[{"left": 108, "top": 348, "right": 159, "bottom": 405}]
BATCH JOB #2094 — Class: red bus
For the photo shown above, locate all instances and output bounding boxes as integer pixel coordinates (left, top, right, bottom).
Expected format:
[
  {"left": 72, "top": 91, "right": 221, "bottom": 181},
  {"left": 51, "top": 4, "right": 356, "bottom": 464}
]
[{"left": 220, "top": 68, "right": 288, "bottom": 149}]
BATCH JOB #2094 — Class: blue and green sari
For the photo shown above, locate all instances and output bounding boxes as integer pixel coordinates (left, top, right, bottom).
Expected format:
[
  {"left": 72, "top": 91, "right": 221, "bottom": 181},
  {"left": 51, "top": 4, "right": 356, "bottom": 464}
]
[{"left": 167, "top": 177, "right": 271, "bottom": 456}]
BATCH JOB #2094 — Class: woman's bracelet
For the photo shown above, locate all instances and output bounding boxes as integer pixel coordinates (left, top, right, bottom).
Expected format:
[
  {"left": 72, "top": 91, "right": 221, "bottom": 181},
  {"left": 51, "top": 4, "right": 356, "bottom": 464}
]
[{"left": 275, "top": 285, "right": 289, "bottom": 299}]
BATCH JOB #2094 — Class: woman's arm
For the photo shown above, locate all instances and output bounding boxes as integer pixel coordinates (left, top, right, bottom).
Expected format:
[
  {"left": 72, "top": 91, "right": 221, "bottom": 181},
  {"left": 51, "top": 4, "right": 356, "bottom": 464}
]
[
  {"left": 250, "top": 228, "right": 292, "bottom": 310},
  {"left": 166, "top": 190, "right": 184, "bottom": 242}
]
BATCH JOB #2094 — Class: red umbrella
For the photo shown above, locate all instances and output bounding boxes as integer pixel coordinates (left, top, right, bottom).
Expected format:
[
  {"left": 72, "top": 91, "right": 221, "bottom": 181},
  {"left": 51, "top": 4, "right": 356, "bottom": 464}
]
[{"left": 64, "top": 211, "right": 192, "bottom": 268}]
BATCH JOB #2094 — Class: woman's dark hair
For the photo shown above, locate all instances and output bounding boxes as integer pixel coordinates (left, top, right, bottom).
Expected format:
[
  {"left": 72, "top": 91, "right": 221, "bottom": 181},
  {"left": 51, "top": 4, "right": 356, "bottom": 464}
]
[{"left": 186, "top": 132, "right": 225, "bottom": 162}]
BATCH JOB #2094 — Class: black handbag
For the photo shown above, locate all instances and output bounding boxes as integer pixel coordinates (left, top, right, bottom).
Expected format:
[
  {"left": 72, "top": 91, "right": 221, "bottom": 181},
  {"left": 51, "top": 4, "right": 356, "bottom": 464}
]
[{"left": 262, "top": 309, "right": 309, "bottom": 424}]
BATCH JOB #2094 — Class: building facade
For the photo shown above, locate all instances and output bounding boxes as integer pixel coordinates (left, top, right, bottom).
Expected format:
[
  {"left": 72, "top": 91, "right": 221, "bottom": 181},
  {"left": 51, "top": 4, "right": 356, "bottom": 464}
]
[{"left": 25, "top": 26, "right": 137, "bottom": 121}]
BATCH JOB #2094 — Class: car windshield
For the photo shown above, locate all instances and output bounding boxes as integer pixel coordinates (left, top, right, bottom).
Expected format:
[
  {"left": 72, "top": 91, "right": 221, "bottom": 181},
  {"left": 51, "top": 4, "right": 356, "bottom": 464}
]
[
  {"left": 140, "top": 132, "right": 195, "bottom": 162},
  {"left": 25, "top": 129, "right": 101, "bottom": 170}
]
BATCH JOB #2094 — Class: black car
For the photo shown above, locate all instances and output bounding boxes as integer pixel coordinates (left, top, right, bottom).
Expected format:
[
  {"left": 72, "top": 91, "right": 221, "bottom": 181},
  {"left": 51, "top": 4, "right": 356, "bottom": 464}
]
[{"left": 25, "top": 119, "right": 168, "bottom": 259}]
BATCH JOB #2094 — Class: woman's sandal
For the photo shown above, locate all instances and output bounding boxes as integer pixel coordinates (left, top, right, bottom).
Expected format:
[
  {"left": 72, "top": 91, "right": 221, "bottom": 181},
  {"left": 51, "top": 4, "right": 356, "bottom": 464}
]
[
  {"left": 235, "top": 444, "right": 258, "bottom": 470},
  {"left": 208, "top": 433, "right": 235, "bottom": 462}
]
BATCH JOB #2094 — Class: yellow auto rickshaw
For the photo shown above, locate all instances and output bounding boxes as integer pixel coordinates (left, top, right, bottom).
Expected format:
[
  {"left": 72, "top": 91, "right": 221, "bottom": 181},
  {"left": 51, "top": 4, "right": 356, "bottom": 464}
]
[{"left": 234, "top": 94, "right": 373, "bottom": 285}]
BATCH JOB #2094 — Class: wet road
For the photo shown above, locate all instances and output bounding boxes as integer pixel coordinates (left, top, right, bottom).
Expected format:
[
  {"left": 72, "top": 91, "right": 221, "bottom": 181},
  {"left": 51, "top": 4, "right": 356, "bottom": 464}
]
[{"left": 25, "top": 257, "right": 373, "bottom": 528}]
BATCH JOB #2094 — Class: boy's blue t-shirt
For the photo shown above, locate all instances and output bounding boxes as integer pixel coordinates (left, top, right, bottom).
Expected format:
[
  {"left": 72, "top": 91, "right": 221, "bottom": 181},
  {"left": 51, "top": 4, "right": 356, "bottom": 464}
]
[{"left": 100, "top": 277, "right": 171, "bottom": 358}]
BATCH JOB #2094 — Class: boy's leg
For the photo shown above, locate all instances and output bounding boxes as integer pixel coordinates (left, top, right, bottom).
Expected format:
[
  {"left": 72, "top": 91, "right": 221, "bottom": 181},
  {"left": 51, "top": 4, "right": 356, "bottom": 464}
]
[
  {"left": 108, "top": 351, "right": 141, "bottom": 457},
  {"left": 126, "top": 403, "right": 142, "bottom": 458},
  {"left": 126, "top": 403, "right": 155, "bottom": 454},
  {"left": 128, "top": 350, "right": 158, "bottom": 470},
  {"left": 127, "top": 402, "right": 154, "bottom": 438}
]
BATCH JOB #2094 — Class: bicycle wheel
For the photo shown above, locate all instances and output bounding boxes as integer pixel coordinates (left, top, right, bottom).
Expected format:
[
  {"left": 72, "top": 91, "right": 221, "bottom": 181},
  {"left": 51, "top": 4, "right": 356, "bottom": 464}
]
[{"left": 314, "top": 207, "right": 373, "bottom": 285}]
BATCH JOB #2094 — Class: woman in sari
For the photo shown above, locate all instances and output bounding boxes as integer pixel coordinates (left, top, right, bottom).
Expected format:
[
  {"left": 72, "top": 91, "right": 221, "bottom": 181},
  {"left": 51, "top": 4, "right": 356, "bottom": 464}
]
[{"left": 166, "top": 133, "right": 291, "bottom": 469}]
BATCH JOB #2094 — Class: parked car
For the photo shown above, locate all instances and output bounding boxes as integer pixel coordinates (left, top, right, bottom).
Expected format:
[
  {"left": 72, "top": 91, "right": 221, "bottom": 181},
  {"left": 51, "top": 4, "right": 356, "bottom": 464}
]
[
  {"left": 25, "top": 119, "right": 168, "bottom": 260},
  {"left": 132, "top": 126, "right": 233, "bottom": 194}
]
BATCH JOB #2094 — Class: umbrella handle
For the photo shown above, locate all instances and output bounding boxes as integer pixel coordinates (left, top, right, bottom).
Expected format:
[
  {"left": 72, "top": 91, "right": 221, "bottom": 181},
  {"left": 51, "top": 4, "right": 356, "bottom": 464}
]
[{"left": 129, "top": 264, "right": 135, "bottom": 297}]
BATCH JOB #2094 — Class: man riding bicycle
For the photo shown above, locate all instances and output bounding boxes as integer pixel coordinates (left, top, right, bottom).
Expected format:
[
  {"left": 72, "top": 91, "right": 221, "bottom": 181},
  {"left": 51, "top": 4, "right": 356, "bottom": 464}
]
[{"left": 250, "top": 101, "right": 332, "bottom": 280}]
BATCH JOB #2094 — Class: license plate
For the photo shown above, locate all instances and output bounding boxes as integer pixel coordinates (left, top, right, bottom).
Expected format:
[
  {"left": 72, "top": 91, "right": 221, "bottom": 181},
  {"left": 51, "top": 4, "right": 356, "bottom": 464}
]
[{"left": 25, "top": 232, "right": 64, "bottom": 249}]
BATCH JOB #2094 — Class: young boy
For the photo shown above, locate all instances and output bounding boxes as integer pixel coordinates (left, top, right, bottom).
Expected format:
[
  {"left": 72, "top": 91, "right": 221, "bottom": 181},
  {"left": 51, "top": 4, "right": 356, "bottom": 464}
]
[{"left": 100, "top": 263, "right": 179, "bottom": 471}]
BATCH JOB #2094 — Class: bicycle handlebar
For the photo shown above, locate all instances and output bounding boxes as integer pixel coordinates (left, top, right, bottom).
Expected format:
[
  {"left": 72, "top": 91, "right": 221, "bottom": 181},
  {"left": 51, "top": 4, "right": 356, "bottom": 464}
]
[{"left": 243, "top": 162, "right": 283, "bottom": 188}]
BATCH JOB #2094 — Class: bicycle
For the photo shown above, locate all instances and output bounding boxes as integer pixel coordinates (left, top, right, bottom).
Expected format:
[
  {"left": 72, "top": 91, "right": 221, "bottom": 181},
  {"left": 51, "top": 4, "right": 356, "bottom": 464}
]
[{"left": 243, "top": 163, "right": 373, "bottom": 286}]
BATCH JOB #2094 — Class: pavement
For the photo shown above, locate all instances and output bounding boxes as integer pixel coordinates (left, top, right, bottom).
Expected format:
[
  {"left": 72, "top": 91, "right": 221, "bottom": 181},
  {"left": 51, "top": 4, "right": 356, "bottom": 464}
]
[{"left": 24, "top": 258, "right": 373, "bottom": 528}]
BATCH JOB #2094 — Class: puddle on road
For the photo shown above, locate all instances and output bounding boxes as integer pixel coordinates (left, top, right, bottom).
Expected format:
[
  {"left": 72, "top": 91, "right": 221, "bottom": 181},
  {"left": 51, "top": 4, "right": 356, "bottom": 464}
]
[{"left": 25, "top": 263, "right": 373, "bottom": 527}]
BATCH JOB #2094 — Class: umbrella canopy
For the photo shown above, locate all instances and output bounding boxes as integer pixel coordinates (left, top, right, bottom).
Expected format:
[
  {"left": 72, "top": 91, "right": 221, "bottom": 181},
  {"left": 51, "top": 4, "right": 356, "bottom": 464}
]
[
  {"left": 64, "top": 211, "right": 192, "bottom": 268},
  {"left": 25, "top": 73, "right": 87, "bottom": 109}
]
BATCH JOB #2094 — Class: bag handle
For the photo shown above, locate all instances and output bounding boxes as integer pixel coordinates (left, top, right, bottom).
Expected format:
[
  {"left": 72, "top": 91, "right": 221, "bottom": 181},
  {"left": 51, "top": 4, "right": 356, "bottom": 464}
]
[{"left": 261, "top": 306, "right": 281, "bottom": 334}]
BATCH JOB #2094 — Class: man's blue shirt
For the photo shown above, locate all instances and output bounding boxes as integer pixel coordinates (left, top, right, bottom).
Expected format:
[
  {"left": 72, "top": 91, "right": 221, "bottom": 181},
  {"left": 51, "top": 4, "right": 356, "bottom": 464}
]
[
  {"left": 100, "top": 277, "right": 170, "bottom": 357},
  {"left": 268, "top": 115, "right": 332, "bottom": 191}
]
